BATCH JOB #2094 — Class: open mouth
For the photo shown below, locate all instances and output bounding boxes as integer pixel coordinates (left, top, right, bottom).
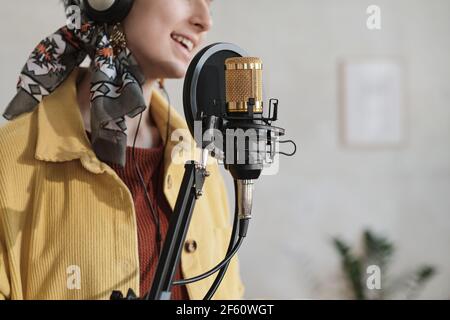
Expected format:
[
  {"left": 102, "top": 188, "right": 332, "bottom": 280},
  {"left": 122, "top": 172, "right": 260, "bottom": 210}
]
[{"left": 170, "top": 33, "right": 194, "bottom": 53}]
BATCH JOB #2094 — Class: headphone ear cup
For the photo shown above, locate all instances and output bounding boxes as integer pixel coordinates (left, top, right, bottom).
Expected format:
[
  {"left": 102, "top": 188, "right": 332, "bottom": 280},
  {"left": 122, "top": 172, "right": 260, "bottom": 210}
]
[{"left": 83, "top": 0, "right": 134, "bottom": 24}]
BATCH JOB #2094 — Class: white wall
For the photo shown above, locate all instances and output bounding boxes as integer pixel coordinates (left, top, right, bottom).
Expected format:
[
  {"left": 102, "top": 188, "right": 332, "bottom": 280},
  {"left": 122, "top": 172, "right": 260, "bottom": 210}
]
[{"left": 1, "top": 0, "right": 449, "bottom": 299}]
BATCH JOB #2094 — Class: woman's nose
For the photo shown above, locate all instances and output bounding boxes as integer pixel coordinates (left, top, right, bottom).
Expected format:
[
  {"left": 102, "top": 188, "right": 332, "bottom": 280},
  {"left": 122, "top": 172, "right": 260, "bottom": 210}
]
[{"left": 190, "top": 0, "right": 213, "bottom": 32}]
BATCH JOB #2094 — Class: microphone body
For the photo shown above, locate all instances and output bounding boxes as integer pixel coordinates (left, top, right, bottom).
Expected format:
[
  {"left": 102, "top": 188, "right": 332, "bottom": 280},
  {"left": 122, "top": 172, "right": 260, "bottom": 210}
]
[
  {"left": 223, "top": 57, "right": 280, "bottom": 220},
  {"left": 183, "top": 43, "right": 288, "bottom": 221},
  {"left": 223, "top": 56, "right": 271, "bottom": 181}
]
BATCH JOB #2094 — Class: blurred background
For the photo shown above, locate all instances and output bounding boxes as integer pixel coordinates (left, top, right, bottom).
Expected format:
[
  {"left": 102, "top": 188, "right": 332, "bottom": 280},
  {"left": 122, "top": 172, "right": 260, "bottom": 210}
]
[{"left": 1, "top": 0, "right": 449, "bottom": 299}]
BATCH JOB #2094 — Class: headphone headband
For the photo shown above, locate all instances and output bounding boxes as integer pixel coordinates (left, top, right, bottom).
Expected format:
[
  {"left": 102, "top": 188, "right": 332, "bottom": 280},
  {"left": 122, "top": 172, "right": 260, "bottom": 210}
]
[{"left": 83, "top": 0, "right": 134, "bottom": 24}]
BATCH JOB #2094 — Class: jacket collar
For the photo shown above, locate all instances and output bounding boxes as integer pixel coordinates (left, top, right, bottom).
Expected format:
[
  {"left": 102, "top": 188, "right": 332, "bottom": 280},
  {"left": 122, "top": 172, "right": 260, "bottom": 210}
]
[{"left": 35, "top": 68, "right": 191, "bottom": 174}]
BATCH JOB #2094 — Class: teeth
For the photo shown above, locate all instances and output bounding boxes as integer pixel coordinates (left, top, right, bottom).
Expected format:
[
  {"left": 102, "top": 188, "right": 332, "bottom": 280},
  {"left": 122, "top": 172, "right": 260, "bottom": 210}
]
[{"left": 171, "top": 34, "right": 194, "bottom": 52}]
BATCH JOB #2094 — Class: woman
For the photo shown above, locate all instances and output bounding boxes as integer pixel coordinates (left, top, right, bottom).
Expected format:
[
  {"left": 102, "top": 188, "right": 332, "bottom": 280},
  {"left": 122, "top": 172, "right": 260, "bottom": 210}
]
[{"left": 0, "top": 0, "right": 244, "bottom": 300}]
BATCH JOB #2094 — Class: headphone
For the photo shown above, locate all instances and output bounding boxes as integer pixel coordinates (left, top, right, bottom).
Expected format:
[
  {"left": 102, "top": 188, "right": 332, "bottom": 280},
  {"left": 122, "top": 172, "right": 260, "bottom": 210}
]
[{"left": 83, "top": 0, "right": 134, "bottom": 24}]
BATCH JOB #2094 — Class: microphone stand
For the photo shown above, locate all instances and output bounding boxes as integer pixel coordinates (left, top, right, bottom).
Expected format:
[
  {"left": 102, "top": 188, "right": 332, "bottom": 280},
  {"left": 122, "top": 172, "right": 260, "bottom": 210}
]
[
  {"left": 145, "top": 151, "right": 210, "bottom": 300},
  {"left": 110, "top": 115, "right": 220, "bottom": 301},
  {"left": 110, "top": 152, "right": 210, "bottom": 301}
]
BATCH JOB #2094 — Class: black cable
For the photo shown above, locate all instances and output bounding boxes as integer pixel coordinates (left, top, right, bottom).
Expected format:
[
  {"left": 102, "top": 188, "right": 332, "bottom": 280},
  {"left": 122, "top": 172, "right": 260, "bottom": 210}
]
[
  {"left": 278, "top": 139, "right": 297, "bottom": 157},
  {"left": 203, "top": 180, "right": 240, "bottom": 300},
  {"left": 141, "top": 82, "right": 172, "bottom": 300},
  {"left": 173, "top": 237, "right": 244, "bottom": 286},
  {"left": 173, "top": 182, "right": 251, "bottom": 290},
  {"left": 204, "top": 219, "right": 250, "bottom": 300},
  {"left": 130, "top": 82, "right": 172, "bottom": 258},
  {"left": 131, "top": 112, "right": 162, "bottom": 254},
  {"left": 172, "top": 180, "right": 240, "bottom": 286}
]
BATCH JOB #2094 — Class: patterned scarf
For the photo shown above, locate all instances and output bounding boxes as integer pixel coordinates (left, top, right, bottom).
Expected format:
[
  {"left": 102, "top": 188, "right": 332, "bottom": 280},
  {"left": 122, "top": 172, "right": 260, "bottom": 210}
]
[{"left": 3, "top": 0, "right": 146, "bottom": 167}]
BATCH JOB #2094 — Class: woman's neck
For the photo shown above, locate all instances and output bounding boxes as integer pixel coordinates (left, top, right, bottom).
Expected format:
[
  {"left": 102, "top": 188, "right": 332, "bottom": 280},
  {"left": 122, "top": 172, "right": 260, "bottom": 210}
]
[{"left": 76, "top": 68, "right": 162, "bottom": 149}]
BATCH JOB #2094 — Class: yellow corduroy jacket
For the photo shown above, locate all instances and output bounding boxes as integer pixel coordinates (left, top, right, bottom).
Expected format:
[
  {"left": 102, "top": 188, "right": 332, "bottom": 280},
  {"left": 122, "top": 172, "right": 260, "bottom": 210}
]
[{"left": 0, "top": 69, "right": 244, "bottom": 300}]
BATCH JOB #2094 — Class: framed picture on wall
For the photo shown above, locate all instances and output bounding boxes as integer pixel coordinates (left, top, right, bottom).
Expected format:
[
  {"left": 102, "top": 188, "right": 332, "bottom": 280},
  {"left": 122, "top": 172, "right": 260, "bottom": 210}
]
[{"left": 339, "top": 58, "right": 406, "bottom": 147}]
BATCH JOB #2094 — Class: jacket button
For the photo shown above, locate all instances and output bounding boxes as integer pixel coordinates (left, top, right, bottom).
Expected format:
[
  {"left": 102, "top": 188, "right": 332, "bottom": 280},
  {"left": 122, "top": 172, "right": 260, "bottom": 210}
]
[{"left": 184, "top": 240, "right": 198, "bottom": 253}]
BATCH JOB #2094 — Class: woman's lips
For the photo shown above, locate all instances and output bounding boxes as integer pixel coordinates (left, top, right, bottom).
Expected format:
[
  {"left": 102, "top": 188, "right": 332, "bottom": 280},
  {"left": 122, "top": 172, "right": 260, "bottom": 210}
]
[
  {"left": 171, "top": 37, "right": 191, "bottom": 63},
  {"left": 171, "top": 33, "right": 195, "bottom": 51}
]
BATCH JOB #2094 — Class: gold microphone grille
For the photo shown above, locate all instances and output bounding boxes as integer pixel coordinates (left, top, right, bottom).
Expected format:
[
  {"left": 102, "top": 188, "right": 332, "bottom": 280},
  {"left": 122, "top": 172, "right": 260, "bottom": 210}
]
[{"left": 225, "top": 57, "right": 263, "bottom": 113}]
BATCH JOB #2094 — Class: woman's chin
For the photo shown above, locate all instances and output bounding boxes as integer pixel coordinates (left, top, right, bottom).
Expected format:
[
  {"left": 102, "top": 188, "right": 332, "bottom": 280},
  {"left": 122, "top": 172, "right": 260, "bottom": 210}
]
[
  {"left": 163, "top": 62, "right": 189, "bottom": 79},
  {"left": 136, "top": 56, "right": 188, "bottom": 80}
]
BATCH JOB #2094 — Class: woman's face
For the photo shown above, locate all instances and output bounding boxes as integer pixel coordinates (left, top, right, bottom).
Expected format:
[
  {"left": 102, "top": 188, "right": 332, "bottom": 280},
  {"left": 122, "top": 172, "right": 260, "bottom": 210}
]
[{"left": 123, "top": 0, "right": 213, "bottom": 80}]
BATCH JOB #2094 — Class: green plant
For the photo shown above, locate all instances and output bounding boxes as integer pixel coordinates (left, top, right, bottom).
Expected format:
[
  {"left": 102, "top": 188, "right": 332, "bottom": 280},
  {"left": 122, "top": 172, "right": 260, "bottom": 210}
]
[{"left": 332, "top": 229, "right": 436, "bottom": 299}]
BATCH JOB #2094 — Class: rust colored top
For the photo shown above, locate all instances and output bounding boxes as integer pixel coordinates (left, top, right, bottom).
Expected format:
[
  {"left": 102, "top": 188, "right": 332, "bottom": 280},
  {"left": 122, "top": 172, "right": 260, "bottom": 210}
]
[{"left": 88, "top": 132, "right": 189, "bottom": 299}]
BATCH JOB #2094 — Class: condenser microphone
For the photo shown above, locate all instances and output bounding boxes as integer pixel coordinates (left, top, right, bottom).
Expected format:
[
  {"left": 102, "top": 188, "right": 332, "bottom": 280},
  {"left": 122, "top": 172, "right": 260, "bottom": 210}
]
[
  {"left": 223, "top": 56, "right": 272, "bottom": 220},
  {"left": 183, "top": 43, "right": 287, "bottom": 221}
]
